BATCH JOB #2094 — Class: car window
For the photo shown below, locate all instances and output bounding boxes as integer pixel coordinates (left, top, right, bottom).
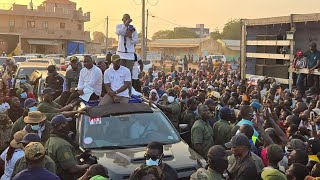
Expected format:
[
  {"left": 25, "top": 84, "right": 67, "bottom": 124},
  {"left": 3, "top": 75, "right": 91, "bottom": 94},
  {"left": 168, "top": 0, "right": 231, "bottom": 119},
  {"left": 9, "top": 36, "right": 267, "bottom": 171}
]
[
  {"left": 13, "top": 57, "right": 26, "bottom": 62},
  {"left": 81, "top": 112, "right": 180, "bottom": 149},
  {"left": 53, "top": 58, "right": 61, "bottom": 64},
  {"left": 0, "top": 58, "right": 6, "bottom": 65},
  {"left": 17, "top": 67, "right": 47, "bottom": 77},
  {"left": 143, "top": 60, "right": 151, "bottom": 65}
]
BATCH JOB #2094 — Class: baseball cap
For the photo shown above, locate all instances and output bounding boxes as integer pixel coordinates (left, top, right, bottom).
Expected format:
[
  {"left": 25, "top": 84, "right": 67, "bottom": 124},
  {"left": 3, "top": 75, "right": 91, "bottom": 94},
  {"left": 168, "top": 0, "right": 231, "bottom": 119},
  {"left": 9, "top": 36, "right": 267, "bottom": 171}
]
[
  {"left": 225, "top": 134, "right": 250, "bottom": 149},
  {"left": 261, "top": 168, "right": 287, "bottom": 180},
  {"left": 24, "top": 98, "right": 36, "bottom": 108},
  {"left": 204, "top": 99, "right": 216, "bottom": 106},
  {"left": 220, "top": 106, "right": 232, "bottom": 119},
  {"left": 20, "top": 133, "right": 41, "bottom": 144},
  {"left": 42, "top": 88, "right": 55, "bottom": 95},
  {"left": 111, "top": 54, "right": 120, "bottom": 62},
  {"left": 70, "top": 56, "right": 78, "bottom": 62},
  {"left": 51, "top": 114, "right": 72, "bottom": 126},
  {"left": 24, "top": 142, "right": 45, "bottom": 161}
]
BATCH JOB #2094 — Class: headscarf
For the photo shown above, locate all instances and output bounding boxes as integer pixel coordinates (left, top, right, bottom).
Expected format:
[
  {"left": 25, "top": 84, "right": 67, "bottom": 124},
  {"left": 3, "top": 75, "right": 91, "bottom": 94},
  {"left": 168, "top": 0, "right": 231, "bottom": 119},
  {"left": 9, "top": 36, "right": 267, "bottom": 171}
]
[{"left": 149, "top": 89, "right": 160, "bottom": 104}]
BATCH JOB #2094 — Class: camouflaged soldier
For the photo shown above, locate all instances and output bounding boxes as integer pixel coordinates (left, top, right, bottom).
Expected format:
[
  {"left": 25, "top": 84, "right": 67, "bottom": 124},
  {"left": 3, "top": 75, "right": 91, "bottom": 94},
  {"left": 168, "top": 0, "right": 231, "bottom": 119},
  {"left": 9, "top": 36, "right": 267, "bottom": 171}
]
[
  {"left": 0, "top": 113, "right": 13, "bottom": 152},
  {"left": 157, "top": 89, "right": 181, "bottom": 129}
]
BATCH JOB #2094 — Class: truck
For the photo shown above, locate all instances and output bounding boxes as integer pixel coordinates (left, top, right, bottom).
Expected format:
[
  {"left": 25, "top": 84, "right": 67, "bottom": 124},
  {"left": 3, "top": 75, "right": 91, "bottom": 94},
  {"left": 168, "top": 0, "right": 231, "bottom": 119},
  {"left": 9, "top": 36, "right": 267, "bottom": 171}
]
[{"left": 240, "top": 13, "right": 320, "bottom": 88}]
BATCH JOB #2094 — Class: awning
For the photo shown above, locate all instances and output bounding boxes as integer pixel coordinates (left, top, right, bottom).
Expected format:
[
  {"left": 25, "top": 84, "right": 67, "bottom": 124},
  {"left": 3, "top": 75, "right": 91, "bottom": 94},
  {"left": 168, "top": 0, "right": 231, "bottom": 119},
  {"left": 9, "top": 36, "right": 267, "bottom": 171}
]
[{"left": 27, "top": 39, "right": 61, "bottom": 46}]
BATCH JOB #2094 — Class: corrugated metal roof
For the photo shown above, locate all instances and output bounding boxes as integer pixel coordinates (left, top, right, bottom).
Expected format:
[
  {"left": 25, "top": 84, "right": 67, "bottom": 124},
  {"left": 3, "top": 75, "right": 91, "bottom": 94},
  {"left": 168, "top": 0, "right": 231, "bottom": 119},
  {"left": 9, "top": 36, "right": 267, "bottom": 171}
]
[{"left": 220, "top": 39, "right": 240, "bottom": 47}]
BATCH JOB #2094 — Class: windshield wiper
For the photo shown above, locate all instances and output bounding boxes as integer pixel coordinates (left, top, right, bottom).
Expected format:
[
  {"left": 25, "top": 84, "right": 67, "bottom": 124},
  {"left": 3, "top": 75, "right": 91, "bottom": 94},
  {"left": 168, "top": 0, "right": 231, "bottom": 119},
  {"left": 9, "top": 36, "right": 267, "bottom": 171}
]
[{"left": 87, "top": 144, "right": 149, "bottom": 150}]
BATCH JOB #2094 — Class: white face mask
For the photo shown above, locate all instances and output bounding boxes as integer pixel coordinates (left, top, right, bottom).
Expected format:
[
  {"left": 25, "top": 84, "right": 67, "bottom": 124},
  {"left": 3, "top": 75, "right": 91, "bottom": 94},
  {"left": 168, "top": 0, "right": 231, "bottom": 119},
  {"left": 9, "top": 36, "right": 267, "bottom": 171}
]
[{"left": 168, "top": 96, "right": 175, "bottom": 103}]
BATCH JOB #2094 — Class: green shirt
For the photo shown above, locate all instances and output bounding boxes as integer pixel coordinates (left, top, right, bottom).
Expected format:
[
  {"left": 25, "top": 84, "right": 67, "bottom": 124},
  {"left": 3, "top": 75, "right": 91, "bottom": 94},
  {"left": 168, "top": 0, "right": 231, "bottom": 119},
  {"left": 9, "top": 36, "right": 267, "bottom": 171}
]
[
  {"left": 181, "top": 109, "right": 197, "bottom": 130},
  {"left": 10, "top": 116, "right": 25, "bottom": 140},
  {"left": 37, "top": 101, "right": 62, "bottom": 121},
  {"left": 11, "top": 155, "right": 56, "bottom": 178},
  {"left": 45, "top": 134, "right": 77, "bottom": 178},
  {"left": 190, "top": 168, "right": 225, "bottom": 180},
  {"left": 163, "top": 102, "right": 181, "bottom": 129},
  {"left": 212, "top": 119, "right": 232, "bottom": 146},
  {"left": 191, "top": 119, "right": 214, "bottom": 159}
]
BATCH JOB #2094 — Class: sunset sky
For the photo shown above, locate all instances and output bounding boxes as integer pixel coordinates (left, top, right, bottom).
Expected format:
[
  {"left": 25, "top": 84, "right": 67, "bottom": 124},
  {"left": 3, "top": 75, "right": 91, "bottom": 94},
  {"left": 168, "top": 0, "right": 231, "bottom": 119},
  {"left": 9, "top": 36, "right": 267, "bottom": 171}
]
[{"left": 4, "top": 0, "right": 320, "bottom": 38}]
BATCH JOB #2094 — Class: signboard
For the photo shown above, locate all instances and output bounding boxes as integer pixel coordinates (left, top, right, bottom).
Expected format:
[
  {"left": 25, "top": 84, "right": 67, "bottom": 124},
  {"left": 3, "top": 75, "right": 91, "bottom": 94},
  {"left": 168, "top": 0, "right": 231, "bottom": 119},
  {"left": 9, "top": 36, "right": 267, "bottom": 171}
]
[{"left": 146, "top": 51, "right": 161, "bottom": 61}]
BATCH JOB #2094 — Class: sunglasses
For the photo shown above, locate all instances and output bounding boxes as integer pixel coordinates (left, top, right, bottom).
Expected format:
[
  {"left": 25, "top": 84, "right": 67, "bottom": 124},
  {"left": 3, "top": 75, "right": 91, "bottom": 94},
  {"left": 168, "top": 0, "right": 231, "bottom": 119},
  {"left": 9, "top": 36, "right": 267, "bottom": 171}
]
[{"left": 144, "top": 153, "right": 163, "bottom": 161}]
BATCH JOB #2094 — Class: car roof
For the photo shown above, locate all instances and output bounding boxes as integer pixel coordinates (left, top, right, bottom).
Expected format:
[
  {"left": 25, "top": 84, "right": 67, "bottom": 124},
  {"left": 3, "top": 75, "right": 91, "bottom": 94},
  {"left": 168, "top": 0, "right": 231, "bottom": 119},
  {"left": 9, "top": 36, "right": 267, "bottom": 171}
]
[
  {"left": 87, "top": 103, "right": 155, "bottom": 117},
  {"left": 18, "top": 62, "right": 49, "bottom": 67},
  {"left": 28, "top": 58, "right": 54, "bottom": 61}
]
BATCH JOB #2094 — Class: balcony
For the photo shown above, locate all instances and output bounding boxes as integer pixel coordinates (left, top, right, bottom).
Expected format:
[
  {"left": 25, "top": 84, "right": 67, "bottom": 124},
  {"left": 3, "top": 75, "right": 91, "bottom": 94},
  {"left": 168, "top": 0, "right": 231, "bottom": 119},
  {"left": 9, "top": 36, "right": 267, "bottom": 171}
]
[{"left": 0, "top": 26, "right": 90, "bottom": 42}]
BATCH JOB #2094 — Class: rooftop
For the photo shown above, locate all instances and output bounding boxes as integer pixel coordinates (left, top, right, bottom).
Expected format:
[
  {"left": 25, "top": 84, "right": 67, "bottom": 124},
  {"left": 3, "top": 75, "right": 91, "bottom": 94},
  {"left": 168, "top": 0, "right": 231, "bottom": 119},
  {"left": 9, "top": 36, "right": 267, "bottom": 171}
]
[{"left": 217, "top": 39, "right": 240, "bottom": 51}]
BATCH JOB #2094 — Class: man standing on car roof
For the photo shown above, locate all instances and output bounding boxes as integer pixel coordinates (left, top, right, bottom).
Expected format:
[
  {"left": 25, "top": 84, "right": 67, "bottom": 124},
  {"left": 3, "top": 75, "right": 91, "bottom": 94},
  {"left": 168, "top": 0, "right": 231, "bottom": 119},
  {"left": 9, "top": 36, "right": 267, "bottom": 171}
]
[
  {"left": 45, "top": 65, "right": 64, "bottom": 100},
  {"left": 116, "top": 13, "right": 138, "bottom": 74}
]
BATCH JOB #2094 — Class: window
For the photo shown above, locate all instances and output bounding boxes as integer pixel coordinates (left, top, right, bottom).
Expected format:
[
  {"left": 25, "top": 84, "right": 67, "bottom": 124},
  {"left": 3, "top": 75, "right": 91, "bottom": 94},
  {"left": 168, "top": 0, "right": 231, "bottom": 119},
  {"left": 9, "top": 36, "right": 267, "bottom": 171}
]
[
  {"left": 9, "top": 20, "right": 15, "bottom": 27},
  {"left": 60, "top": 22, "right": 65, "bottom": 29},
  {"left": 63, "top": 8, "right": 69, "bottom": 14},
  {"left": 78, "top": 24, "right": 82, "bottom": 30},
  {"left": 27, "top": 21, "right": 35, "bottom": 28},
  {"left": 43, "top": 21, "right": 48, "bottom": 29}
]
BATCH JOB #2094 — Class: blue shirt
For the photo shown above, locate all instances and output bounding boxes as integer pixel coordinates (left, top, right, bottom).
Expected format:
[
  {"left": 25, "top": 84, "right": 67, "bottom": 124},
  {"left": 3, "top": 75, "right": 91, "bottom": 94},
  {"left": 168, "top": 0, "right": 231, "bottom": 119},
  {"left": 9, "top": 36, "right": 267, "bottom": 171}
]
[
  {"left": 305, "top": 50, "right": 320, "bottom": 68},
  {"left": 236, "top": 119, "right": 259, "bottom": 137},
  {"left": 12, "top": 168, "right": 60, "bottom": 180}
]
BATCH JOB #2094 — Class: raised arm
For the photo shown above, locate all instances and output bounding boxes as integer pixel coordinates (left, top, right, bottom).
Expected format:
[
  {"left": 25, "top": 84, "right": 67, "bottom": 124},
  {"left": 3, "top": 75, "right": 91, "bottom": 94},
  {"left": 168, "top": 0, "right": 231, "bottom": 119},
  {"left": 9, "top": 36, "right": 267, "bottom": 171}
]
[{"left": 116, "top": 24, "right": 127, "bottom": 36}]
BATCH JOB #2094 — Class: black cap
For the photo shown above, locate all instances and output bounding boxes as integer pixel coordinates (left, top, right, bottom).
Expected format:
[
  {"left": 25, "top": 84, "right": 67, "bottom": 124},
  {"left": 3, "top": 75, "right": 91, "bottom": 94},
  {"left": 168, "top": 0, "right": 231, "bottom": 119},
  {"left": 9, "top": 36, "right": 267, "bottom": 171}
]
[
  {"left": 47, "top": 65, "right": 57, "bottom": 73},
  {"left": 225, "top": 134, "right": 250, "bottom": 149},
  {"left": 20, "top": 133, "right": 41, "bottom": 144}
]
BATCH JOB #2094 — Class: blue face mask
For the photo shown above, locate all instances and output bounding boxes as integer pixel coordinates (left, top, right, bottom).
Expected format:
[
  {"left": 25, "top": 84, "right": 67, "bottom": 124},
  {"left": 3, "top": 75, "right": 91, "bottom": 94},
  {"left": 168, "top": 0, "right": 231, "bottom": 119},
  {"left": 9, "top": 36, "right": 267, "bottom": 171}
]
[
  {"left": 146, "top": 158, "right": 160, "bottom": 166},
  {"left": 20, "top": 92, "right": 27, "bottom": 99},
  {"left": 31, "top": 124, "right": 41, "bottom": 131},
  {"left": 20, "top": 79, "right": 26, "bottom": 84},
  {"left": 29, "top": 106, "right": 37, "bottom": 112}
]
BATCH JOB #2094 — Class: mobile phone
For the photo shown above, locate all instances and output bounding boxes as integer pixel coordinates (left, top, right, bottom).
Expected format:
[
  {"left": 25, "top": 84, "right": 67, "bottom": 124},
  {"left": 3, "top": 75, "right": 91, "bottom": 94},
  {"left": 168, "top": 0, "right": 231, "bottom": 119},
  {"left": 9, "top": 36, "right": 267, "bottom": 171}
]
[{"left": 310, "top": 111, "right": 315, "bottom": 122}]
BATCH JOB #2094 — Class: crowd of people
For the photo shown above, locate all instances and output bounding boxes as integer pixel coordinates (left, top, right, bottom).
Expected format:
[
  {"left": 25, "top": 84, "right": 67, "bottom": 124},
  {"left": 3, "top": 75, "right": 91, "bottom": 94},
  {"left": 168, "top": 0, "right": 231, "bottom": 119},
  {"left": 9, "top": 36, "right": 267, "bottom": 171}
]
[{"left": 0, "top": 13, "right": 320, "bottom": 180}]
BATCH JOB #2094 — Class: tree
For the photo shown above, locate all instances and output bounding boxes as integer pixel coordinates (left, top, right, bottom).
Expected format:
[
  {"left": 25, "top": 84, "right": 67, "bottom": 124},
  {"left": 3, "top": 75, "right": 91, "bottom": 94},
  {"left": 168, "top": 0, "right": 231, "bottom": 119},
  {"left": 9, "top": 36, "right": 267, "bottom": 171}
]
[
  {"left": 93, "top": 31, "right": 105, "bottom": 43},
  {"left": 221, "top": 19, "right": 241, "bottom": 40},
  {"left": 173, "top": 27, "right": 198, "bottom": 39},
  {"left": 210, "top": 28, "right": 222, "bottom": 39},
  {"left": 152, "top": 30, "right": 174, "bottom": 40}
]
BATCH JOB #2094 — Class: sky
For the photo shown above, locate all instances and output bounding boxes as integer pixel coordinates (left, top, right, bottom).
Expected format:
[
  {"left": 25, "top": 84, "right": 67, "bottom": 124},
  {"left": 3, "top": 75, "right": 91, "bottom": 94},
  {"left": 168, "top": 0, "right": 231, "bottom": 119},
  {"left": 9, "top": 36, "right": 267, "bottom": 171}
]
[{"left": 4, "top": 0, "right": 320, "bottom": 38}]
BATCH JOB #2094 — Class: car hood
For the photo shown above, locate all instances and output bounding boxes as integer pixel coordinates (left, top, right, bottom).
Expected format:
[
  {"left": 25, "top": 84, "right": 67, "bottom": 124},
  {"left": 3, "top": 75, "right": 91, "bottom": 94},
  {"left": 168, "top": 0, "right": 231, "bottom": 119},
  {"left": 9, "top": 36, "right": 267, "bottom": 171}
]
[{"left": 90, "top": 141, "right": 205, "bottom": 179}]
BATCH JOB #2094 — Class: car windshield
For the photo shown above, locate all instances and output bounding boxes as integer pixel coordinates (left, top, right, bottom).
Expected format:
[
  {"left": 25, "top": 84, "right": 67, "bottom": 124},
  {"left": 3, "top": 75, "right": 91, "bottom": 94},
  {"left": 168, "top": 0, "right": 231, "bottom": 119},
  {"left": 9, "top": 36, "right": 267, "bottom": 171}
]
[
  {"left": 143, "top": 60, "right": 151, "bottom": 65},
  {"left": 212, "top": 55, "right": 223, "bottom": 59},
  {"left": 13, "top": 57, "right": 27, "bottom": 62},
  {"left": 81, "top": 112, "right": 180, "bottom": 149},
  {"left": 17, "top": 67, "right": 47, "bottom": 77}
]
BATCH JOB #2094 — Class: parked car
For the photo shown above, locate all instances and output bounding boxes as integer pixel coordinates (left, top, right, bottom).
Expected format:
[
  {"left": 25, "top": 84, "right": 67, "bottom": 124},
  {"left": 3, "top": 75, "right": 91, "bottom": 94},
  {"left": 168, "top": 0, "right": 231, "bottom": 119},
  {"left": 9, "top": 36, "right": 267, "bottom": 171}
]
[
  {"left": 76, "top": 102, "right": 206, "bottom": 180},
  {"left": 13, "top": 56, "right": 37, "bottom": 63},
  {"left": 44, "top": 54, "right": 64, "bottom": 58},
  {"left": 26, "top": 58, "right": 57, "bottom": 67},
  {"left": 24, "top": 53, "right": 44, "bottom": 58},
  {"left": 14, "top": 62, "right": 48, "bottom": 88},
  {"left": 29, "top": 70, "right": 66, "bottom": 102}
]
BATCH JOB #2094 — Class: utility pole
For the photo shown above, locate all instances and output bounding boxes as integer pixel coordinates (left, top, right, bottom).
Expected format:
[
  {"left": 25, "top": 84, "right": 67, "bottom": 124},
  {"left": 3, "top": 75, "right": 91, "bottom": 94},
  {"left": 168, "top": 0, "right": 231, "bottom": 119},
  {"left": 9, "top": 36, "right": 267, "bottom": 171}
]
[
  {"left": 146, "top": 9, "right": 149, "bottom": 54},
  {"left": 105, "top": 16, "right": 109, "bottom": 54},
  {"left": 141, "top": 0, "right": 146, "bottom": 61}
]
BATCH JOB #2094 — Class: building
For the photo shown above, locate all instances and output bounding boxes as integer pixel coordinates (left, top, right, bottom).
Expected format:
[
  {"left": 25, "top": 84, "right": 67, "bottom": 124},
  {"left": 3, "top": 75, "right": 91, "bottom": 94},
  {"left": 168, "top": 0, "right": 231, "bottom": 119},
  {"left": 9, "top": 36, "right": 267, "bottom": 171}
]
[
  {"left": 174, "top": 24, "right": 210, "bottom": 38},
  {"left": 137, "top": 38, "right": 219, "bottom": 61},
  {"left": 0, "top": 0, "right": 90, "bottom": 55},
  {"left": 216, "top": 39, "right": 240, "bottom": 61}
]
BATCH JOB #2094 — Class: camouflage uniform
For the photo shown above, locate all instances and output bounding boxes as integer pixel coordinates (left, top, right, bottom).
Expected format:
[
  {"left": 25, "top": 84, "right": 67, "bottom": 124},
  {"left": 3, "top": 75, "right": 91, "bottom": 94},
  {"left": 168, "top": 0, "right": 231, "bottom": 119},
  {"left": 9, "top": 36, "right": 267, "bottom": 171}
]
[{"left": 0, "top": 113, "right": 13, "bottom": 152}]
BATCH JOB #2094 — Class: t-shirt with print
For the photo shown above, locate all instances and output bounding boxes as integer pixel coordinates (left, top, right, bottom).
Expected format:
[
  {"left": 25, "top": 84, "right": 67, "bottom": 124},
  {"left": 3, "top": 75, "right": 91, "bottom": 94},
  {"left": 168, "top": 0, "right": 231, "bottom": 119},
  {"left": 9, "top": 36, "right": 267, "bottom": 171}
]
[{"left": 104, "top": 65, "right": 131, "bottom": 97}]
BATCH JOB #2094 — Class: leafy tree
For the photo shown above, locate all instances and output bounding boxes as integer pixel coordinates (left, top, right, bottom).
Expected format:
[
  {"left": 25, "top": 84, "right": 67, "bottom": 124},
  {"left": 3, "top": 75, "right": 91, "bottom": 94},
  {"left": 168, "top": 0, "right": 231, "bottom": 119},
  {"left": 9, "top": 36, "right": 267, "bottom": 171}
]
[
  {"left": 173, "top": 27, "right": 198, "bottom": 39},
  {"left": 210, "top": 28, "right": 222, "bottom": 39},
  {"left": 93, "top": 31, "right": 105, "bottom": 43},
  {"left": 152, "top": 30, "right": 174, "bottom": 40},
  {"left": 221, "top": 19, "right": 241, "bottom": 40}
]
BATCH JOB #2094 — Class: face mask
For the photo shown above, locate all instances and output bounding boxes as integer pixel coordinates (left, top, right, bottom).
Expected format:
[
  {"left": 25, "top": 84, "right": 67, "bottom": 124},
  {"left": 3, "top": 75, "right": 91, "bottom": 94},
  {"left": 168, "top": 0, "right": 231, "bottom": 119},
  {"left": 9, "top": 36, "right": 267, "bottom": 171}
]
[
  {"left": 20, "top": 92, "right": 27, "bottom": 99},
  {"left": 168, "top": 96, "right": 175, "bottom": 103},
  {"left": 146, "top": 158, "right": 160, "bottom": 166},
  {"left": 29, "top": 106, "right": 37, "bottom": 112},
  {"left": 31, "top": 124, "right": 41, "bottom": 131},
  {"left": 20, "top": 79, "right": 26, "bottom": 84}
]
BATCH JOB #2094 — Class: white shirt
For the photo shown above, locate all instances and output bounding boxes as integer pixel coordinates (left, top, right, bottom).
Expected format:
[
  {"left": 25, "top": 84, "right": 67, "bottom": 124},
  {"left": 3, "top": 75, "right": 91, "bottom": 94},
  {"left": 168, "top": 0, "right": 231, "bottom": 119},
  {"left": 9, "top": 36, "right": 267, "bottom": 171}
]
[
  {"left": 104, "top": 65, "right": 131, "bottom": 97},
  {"left": 132, "top": 61, "right": 140, "bottom": 80},
  {"left": 0, "top": 103, "right": 10, "bottom": 113},
  {"left": 116, "top": 24, "right": 138, "bottom": 60},
  {"left": 77, "top": 65, "right": 103, "bottom": 96},
  {"left": 0, "top": 148, "right": 25, "bottom": 180}
]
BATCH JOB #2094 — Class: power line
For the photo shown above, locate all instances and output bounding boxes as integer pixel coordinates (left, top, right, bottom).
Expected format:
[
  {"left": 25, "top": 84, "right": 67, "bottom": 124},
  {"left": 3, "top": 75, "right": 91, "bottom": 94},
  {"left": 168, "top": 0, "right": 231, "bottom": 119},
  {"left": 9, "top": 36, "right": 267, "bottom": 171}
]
[
  {"left": 147, "top": 0, "right": 159, "bottom": 6},
  {"left": 150, "top": 14, "right": 186, "bottom": 27}
]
